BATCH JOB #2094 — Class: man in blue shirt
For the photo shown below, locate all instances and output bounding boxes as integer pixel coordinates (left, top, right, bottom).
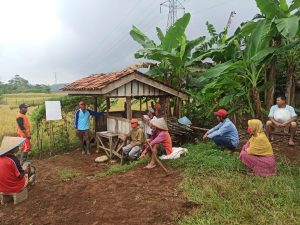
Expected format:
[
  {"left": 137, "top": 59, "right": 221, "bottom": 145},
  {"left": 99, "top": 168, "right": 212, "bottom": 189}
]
[
  {"left": 203, "top": 109, "right": 239, "bottom": 153},
  {"left": 74, "top": 101, "right": 103, "bottom": 155},
  {"left": 266, "top": 95, "right": 298, "bottom": 146}
]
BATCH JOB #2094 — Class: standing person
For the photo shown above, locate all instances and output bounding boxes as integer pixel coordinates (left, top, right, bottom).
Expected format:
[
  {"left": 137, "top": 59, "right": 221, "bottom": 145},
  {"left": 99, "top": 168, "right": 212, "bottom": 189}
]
[
  {"left": 16, "top": 104, "right": 31, "bottom": 164},
  {"left": 266, "top": 94, "right": 298, "bottom": 146},
  {"left": 74, "top": 100, "right": 103, "bottom": 155},
  {"left": 122, "top": 118, "right": 145, "bottom": 160},
  {"left": 144, "top": 118, "right": 172, "bottom": 169},
  {"left": 203, "top": 109, "right": 239, "bottom": 152},
  {"left": 0, "top": 137, "right": 36, "bottom": 195},
  {"left": 154, "top": 100, "right": 162, "bottom": 118},
  {"left": 240, "top": 119, "right": 276, "bottom": 176},
  {"left": 142, "top": 108, "right": 157, "bottom": 139}
]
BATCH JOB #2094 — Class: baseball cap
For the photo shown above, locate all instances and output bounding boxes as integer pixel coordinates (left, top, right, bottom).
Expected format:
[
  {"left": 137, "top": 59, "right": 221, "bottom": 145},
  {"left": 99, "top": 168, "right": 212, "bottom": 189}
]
[
  {"left": 19, "top": 103, "right": 29, "bottom": 109},
  {"left": 130, "top": 118, "right": 139, "bottom": 123},
  {"left": 214, "top": 109, "right": 228, "bottom": 117}
]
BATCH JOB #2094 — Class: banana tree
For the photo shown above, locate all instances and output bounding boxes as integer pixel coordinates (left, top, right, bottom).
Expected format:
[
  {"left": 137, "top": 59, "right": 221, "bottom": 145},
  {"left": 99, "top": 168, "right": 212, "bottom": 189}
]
[
  {"left": 196, "top": 18, "right": 277, "bottom": 119},
  {"left": 130, "top": 13, "right": 207, "bottom": 88},
  {"left": 252, "top": 0, "right": 300, "bottom": 108}
]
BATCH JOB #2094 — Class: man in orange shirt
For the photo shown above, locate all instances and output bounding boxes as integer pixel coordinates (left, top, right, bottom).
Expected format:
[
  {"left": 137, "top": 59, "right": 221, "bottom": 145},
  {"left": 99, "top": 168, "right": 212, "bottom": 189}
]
[{"left": 16, "top": 104, "right": 31, "bottom": 164}]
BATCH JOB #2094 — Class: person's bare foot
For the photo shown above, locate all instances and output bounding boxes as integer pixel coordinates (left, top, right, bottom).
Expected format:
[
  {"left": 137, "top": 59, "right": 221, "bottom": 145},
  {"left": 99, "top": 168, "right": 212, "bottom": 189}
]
[
  {"left": 144, "top": 163, "right": 156, "bottom": 169},
  {"left": 225, "top": 149, "right": 234, "bottom": 154},
  {"left": 288, "top": 139, "right": 295, "bottom": 146},
  {"left": 247, "top": 171, "right": 255, "bottom": 176}
]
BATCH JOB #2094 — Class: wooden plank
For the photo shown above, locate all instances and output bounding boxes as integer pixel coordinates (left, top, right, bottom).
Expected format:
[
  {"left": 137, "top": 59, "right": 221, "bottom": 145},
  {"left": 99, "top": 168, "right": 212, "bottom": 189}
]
[
  {"left": 107, "top": 115, "right": 130, "bottom": 123},
  {"left": 154, "top": 87, "right": 159, "bottom": 96},
  {"left": 108, "top": 89, "right": 118, "bottom": 97},
  {"left": 149, "top": 86, "right": 155, "bottom": 96},
  {"left": 107, "top": 118, "right": 117, "bottom": 133},
  {"left": 143, "top": 84, "right": 150, "bottom": 96},
  {"left": 132, "top": 80, "right": 138, "bottom": 96},
  {"left": 138, "top": 82, "right": 144, "bottom": 96},
  {"left": 125, "top": 82, "right": 131, "bottom": 96},
  {"left": 126, "top": 97, "right": 132, "bottom": 119},
  {"left": 106, "top": 97, "right": 110, "bottom": 115},
  {"left": 118, "top": 85, "right": 125, "bottom": 96},
  {"left": 134, "top": 73, "right": 189, "bottom": 100}
]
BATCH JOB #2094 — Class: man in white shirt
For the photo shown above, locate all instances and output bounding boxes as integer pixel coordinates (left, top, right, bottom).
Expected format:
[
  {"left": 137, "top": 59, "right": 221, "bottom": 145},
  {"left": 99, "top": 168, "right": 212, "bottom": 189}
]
[
  {"left": 266, "top": 95, "right": 298, "bottom": 146},
  {"left": 142, "top": 108, "right": 157, "bottom": 138}
]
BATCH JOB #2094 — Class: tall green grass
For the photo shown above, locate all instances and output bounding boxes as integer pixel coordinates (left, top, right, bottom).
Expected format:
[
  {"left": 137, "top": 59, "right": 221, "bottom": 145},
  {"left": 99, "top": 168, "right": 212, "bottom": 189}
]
[{"left": 169, "top": 143, "right": 300, "bottom": 225}]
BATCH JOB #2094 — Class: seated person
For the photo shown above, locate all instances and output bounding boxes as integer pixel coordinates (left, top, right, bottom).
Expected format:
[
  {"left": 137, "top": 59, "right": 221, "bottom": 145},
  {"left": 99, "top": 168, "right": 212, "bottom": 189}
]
[
  {"left": 203, "top": 109, "right": 239, "bottom": 152},
  {"left": 266, "top": 94, "right": 298, "bottom": 146},
  {"left": 0, "top": 137, "right": 36, "bottom": 195},
  {"left": 142, "top": 108, "right": 157, "bottom": 139},
  {"left": 122, "top": 118, "right": 145, "bottom": 160},
  {"left": 240, "top": 119, "right": 276, "bottom": 176},
  {"left": 144, "top": 118, "right": 172, "bottom": 169}
]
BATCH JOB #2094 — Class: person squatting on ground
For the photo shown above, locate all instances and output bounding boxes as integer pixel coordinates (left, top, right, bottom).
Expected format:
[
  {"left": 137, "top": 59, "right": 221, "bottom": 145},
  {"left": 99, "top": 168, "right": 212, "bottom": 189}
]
[
  {"left": 122, "top": 118, "right": 145, "bottom": 160},
  {"left": 0, "top": 137, "right": 36, "bottom": 196},
  {"left": 240, "top": 119, "right": 276, "bottom": 176},
  {"left": 143, "top": 118, "right": 172, "bottom": 169},
  {"left": 203, "top": 109, "right": 239, "bottom": 153},
  {"left": 266, "top": 94, "right": 298, "bottom": 146},
  {"left": 16, "top": 103, "right": 31, "bottom": 164},
  {"left": 74, "top": 100, "right": 103, "bottom": 155}
]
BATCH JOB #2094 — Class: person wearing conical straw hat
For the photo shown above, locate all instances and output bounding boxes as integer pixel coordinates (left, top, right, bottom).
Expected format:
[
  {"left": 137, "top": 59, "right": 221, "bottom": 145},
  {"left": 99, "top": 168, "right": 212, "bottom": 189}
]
[
  {"left": 144, "top": 118, "right": 172, "bottom": 169},
  {"left": 0, "top": 137, "right": 36, "bottom": 194}
]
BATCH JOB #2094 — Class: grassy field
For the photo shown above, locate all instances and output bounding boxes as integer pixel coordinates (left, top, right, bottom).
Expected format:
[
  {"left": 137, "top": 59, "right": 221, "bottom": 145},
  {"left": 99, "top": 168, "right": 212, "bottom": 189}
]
[
  {"left": 168, "top": 143, "right": 300, "bottom": 225},
  {"left": 0, "top": 93, "right": 149, "bottom": 145}
]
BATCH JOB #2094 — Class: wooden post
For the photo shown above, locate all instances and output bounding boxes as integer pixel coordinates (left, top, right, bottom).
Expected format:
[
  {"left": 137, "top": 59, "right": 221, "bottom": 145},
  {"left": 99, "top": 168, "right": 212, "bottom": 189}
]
[
  {"left": 146, "top": 97, "right": 149, "bottom": 110},
  {"left": 139, "top": 98, "right": 142, "bottom": 112},
  {"left": 106, "top": 97, "right": 110, "bottom": 116},
  {"left": 178, "top": 99, "right": 182, "bottom": 118},
  {"left": 126, "top": 97, "right": 132, "bottom": 119},
  {"left": 165, "top": 96, "right": 170, "bottom": 118},
  {"left": 94, "top": 96, "right": 98, "bottom": 133}
]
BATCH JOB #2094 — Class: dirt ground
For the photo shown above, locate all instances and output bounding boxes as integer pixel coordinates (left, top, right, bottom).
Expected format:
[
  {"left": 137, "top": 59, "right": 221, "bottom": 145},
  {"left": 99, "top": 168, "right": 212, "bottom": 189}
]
[
  {"left": 1, "top": 135, "right": 299, "bottom": 225},
  {"left": 0, "top": 149, "right": 198, "bottom": 225}
]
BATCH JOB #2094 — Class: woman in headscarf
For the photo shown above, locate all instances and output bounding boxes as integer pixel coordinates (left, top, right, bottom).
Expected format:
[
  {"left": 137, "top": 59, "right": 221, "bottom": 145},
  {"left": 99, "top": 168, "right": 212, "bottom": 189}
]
[{"left": 240, "top": 119, "right": 276, "bottom": 176}]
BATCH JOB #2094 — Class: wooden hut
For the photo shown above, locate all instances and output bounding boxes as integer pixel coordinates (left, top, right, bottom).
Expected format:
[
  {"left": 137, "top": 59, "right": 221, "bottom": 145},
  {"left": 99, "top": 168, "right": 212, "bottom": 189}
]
[{"left": 62, "top": 68, "right": 189, "bottom": 158}]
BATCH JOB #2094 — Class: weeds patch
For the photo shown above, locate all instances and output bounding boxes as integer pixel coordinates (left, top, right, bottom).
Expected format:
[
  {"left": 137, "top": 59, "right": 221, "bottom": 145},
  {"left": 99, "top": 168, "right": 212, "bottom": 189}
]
[
  {"left": 96, "top": 158, "right": 147, "bottom": 177},
  {"left": 58, "top": 168, "right": 80, "bottom": 181},
  {"left": 168, "top": 143, "right": 300, "bottom": 225}
]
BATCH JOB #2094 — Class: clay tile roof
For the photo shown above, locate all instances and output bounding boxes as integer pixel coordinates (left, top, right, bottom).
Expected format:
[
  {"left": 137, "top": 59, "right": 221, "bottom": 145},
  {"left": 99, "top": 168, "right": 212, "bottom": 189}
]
[{"left": 62, "top": 68, "right": 135, "bottom": 91}]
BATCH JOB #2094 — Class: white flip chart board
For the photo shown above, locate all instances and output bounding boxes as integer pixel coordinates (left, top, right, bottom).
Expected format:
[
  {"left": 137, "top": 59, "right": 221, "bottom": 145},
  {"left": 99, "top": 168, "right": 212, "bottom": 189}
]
[{"left": 45, "top": 101, "right": 62, "bottom": 121}]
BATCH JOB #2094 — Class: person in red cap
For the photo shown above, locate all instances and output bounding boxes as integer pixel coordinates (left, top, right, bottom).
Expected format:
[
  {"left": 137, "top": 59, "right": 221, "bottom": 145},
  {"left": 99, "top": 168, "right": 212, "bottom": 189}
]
[
  {"left": 203, "top": 109, "right": 239, "bottom": 152},
  {"left": 122, "top": 118, "right": 145, "bottom": 160}
]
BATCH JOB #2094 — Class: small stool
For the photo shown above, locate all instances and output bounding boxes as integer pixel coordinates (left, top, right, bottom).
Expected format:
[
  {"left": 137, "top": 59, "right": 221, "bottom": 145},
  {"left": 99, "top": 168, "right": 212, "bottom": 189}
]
[{"left": 0, "top": 188, "right": 28, "bottom": 205}]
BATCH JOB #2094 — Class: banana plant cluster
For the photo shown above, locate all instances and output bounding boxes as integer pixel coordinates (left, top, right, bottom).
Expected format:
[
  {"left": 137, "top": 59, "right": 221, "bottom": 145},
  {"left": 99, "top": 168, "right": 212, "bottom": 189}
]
[{"left": 130, "top": 0, "right": 300, "bottom": 122}]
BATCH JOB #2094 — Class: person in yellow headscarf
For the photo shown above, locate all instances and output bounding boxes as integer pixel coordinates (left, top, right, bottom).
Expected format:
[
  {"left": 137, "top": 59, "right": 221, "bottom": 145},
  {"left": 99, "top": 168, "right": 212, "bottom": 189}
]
[{"left": 239, "top": 119, "right": 276, "bottom": 176}]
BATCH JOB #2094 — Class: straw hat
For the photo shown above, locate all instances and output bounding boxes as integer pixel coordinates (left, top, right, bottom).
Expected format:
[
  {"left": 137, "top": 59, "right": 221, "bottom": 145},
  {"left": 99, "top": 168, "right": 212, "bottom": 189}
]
[
  {"left": 0, "top": 137, "right": 25, "bottom": 156},
  {"left": 151, "top": 118, "right": 168, "bottom": 131}
]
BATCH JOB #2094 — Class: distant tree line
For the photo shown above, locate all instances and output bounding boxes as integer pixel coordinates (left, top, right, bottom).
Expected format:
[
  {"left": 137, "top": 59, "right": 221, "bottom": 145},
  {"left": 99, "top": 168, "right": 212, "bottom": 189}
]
[{"left": 0, "top": 75, "right": 50, "bottom": 94}]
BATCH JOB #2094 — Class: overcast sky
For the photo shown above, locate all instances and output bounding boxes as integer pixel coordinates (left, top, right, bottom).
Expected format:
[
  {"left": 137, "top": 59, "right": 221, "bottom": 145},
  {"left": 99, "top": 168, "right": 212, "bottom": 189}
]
[{"left": 0, "top": 0, "right": 259, "bottom": 85}]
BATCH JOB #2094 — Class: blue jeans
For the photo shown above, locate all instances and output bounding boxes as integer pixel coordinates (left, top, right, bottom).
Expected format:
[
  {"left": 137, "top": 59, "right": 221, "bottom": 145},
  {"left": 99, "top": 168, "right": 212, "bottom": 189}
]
[{"left": 211, "top": 136, "right": 235, "bottom": 150}]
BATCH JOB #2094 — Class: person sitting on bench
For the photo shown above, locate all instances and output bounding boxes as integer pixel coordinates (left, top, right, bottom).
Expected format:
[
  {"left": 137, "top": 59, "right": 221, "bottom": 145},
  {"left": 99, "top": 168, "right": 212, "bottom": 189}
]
[
  {"left": 266, "top": 94, "right": 298, "bottom": 146},
  {"left": 0, "top": 137, "right": 36, "bottom": 195},
  {"left": 122, "top": 118, "right": 145, "bottom": 160}
]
